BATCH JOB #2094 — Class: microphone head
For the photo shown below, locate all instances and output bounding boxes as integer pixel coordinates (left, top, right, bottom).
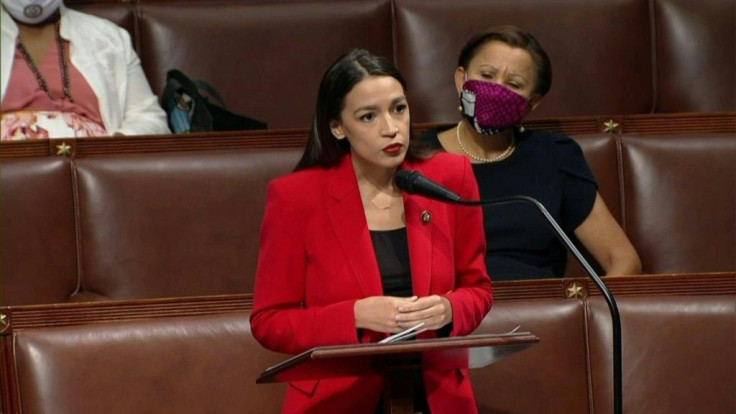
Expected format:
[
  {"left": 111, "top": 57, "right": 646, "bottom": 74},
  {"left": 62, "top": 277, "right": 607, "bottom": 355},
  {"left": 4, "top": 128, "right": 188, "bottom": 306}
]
[
  {"left": 395, "top": 169, "right": 462, "bottom": 203},
  {"left": 395, "top": 169, "right": 420, "bottom": 193}
]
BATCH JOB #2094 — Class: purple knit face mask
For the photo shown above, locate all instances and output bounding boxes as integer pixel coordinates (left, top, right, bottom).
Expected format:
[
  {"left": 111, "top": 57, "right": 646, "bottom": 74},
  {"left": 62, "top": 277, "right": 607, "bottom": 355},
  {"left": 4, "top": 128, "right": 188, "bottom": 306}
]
[{"left": 460, "top": 79, "right": 530, "bottom": 135}]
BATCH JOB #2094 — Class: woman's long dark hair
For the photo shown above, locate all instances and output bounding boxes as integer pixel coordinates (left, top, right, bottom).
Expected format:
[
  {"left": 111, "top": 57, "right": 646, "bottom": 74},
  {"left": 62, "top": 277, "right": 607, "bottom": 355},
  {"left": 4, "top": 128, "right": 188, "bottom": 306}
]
[{"left": 295, "top": 49, "right": 428, "bottom": 171}]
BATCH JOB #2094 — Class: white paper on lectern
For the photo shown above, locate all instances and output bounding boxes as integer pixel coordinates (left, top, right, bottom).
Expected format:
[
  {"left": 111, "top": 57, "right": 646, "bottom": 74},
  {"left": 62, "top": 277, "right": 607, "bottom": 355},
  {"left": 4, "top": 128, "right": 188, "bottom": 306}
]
[{"left": 378, "top": 322, "right": 427, "bottom": 344}]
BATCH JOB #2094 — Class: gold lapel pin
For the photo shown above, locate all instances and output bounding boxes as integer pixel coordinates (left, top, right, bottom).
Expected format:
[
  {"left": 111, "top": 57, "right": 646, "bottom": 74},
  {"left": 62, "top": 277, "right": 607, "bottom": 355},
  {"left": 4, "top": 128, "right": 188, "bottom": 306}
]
[{"left": 421, "top": 210, "right": 431, "bottom": 224}]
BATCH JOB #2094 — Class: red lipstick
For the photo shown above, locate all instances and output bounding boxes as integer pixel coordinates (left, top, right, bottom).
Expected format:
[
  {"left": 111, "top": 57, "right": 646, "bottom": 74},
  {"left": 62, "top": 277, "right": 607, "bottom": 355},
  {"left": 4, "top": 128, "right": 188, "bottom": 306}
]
[{"left": 383, "top": 143, "right": 403, "bottom": 155}]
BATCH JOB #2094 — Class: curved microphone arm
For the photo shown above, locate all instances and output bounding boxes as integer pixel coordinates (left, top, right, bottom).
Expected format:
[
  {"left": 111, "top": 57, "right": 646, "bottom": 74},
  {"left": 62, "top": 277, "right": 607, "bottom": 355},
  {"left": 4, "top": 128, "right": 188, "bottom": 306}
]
[
  {"left": 459, "top": 196, "right": 598, "bottom": 279},
  {"left": 459, "top": 195, "right": 623, "bottom": 414}
]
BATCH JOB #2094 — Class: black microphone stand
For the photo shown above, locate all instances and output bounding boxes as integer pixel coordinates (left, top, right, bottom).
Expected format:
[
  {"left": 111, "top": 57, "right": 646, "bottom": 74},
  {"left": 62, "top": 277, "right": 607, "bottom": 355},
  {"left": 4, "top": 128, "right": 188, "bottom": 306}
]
[{"left": 459, "top": 195, "right": 623, "bottom": 414}]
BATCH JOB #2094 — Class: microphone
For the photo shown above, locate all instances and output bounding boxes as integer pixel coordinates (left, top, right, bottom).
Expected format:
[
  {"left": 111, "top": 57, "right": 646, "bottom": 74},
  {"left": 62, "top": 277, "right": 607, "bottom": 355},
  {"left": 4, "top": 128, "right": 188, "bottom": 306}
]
[
  {"left": 395, "top": 169, "right": 623, "bottom": 414},
  {"left": 395, "top": 169, "right": 462, "bottom": 203}
]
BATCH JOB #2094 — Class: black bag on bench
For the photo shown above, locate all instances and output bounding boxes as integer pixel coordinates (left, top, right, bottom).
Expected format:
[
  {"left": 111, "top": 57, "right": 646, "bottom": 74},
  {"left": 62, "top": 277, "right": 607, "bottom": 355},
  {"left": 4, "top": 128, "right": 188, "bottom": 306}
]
[{"left": 161, "top": 69, "right": 268, "bottom": 133}]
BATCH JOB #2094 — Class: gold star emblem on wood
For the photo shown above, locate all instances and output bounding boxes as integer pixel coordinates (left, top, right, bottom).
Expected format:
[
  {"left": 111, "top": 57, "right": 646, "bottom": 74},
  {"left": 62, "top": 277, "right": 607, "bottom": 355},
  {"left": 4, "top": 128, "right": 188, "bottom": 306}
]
[
  {"left": 602, "top": 119, "right": 620, "bottom": 133},
  {"left": 56, "top": 142, "right": 72, "bottom": 156},
  {"left": 566, "top": 282, "right": 586, "bottom": 299}
]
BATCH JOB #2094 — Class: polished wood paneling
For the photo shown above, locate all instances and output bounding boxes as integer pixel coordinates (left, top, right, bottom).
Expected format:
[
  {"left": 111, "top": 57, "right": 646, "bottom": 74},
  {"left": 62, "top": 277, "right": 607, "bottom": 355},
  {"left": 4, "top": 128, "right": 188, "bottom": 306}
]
[{"left": 2, "top": 112, "right": 733, "bottom": 159}]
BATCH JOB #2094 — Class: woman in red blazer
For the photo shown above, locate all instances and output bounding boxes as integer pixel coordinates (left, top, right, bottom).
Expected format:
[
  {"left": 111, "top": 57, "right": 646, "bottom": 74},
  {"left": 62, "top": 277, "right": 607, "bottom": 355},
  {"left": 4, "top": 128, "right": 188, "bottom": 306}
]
[{"left": 250, "top": 49, "right": 493, "bottom": 414}]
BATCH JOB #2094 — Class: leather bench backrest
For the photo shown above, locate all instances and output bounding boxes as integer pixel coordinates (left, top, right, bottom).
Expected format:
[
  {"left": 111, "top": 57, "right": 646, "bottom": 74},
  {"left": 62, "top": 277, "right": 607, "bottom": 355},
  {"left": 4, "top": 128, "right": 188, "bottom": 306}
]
[
  {"left": 620, "top": 133, "right": 736, "bottom": 273},
  {"left": 586, "top": 295, "right": 736, "bottom": 414},
  {"left": 470, "top": 299, "right": 590, "bottom": 413},
  {"left": 135, "top": 0, "right": 394, "bottom": 129},
  {"left": 11, "top": 298, "right": 589, "bottom": 414},
  {"left": 12, "top": 312, "right": 287, "bottom": 414},
  {"left": 575, "top": 134, "right": 621, "bottom": 223},
  {"left": 4, "top": 275, "right": 733, "bottom": 413},
  {"left": 73, "top": 148, "right": 302, "bottom": 301},
  {"left": 65, "top": 0, "right": 735, "bottom": 128},
  {"left": 653, "top": 0, "right": 736, "bottom": 112},
  {"left": 3, "top": 132, "right": 733, "bottom": 304},
  {"left": 1, "top": 158, "right": 78, "bottom": 306}
]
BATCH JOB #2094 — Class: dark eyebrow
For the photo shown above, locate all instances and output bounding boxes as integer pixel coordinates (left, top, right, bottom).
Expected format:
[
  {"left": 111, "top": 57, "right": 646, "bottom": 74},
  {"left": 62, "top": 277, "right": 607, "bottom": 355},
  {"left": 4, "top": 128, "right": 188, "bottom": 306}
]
[
  {"left": 353, "top": 96, "right": 407, "bottom": 115},
  {"left": 391, "top": 96, "right": 408, "bottom": 106},
  {"left": 507, "top": 73, "right": 528, "bottom": 82},
  {"left": 478, "top": 65, "right": 498, "bottom": 72},
  {"left": 353, "top": 105, "right": 378, "bottom": 115}
]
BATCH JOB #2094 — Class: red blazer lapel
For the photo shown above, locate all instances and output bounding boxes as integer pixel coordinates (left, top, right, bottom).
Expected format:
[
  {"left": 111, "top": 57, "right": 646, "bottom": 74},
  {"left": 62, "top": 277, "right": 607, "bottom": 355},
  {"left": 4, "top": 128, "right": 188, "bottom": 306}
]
[
  {"left": 404, "top": 192, "right": 433, "bottom": 297},
  {"left": 326, "top": 156, "right": 383, "bottom": 297}
]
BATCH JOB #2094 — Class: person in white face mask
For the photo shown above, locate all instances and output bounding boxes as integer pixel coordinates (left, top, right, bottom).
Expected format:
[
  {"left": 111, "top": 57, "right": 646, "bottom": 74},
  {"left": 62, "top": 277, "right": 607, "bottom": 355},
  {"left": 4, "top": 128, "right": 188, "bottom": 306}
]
[
  {"left": 418, "top": 25, "right": 641, "bottom": 281},
  {"left": 0, "top": 0, "right": 170, "bottom": 139}
]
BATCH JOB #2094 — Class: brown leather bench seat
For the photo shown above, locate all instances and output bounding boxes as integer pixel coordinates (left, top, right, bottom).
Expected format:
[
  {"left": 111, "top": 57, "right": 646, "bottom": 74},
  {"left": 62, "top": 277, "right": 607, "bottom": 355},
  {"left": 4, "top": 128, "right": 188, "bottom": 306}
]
[
  {"left": 2, "top": 274, "right": 733, "bottom": 414},
  {"left": 1, "top": 157, "right": 77, "bottom": 305},
  {"left": 2, "top": 126, "right": 734, "bottom": 306},
  {"left": 10, "top": 310, "right": 286, "bottom": 413},
  {"left": 586, "top": 294, "right": 735, "bottom": 414},
  {"left": 73, "top": 148, "right": 302, "bottom": 301}
]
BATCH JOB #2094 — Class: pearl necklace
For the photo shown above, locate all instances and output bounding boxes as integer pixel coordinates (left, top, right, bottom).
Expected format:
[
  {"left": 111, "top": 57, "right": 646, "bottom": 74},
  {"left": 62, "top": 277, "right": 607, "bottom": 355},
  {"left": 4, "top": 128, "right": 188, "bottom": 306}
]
[{"left": 455, "top": 121, "right": 515, "bottom": 163}]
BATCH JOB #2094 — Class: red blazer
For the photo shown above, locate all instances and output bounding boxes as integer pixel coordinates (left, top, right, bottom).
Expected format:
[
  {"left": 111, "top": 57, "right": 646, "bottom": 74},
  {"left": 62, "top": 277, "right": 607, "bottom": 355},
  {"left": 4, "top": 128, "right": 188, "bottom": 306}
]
[{"left": 251, "top": 152, "right": 492, "bottom": 414}]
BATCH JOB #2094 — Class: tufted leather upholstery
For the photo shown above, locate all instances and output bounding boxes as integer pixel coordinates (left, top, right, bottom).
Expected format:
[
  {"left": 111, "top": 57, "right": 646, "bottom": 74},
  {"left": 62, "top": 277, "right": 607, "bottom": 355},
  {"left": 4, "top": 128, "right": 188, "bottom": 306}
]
[
  {"left": 5, "top": 278, "right": 733, "bottom": 414},
  {"left": 135, "top": 0, "right": 394, "bottom": 129},
  {"left": 653, "top": 0, "right": 736, "bottom": 113},
  {"left": 73, "top": 148, "right": 302, "bottom": 301},
  {"left": 621, "top": 133, "right": 736, "bottom": 273},
  {"left": 0, "top": 158, "right": 78, "bottom": 305},
  {"left": 63, "top": 0, "right": 735, "bottom": 129},
  {"left": 586, "top": 294, "right": 736, "bottom": 414},
  {"left": 1, "top": 132, "right": 734, "bottom": 305},
  {"left": 12, "top": 312, "right": 288, "bottom": 414},
  {"left": 470, "top": 299, "right": 590, "bottom": 413}
]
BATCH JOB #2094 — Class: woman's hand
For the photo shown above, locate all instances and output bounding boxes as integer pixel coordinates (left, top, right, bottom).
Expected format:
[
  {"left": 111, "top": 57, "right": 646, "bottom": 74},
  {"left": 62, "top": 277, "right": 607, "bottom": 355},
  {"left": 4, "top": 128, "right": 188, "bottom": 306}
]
[
  {"left": 395, "top": 295, "right": 453, "bottom": 331},
  {"left": 354, "top": 295, "right": 418, "bottom": 333}
]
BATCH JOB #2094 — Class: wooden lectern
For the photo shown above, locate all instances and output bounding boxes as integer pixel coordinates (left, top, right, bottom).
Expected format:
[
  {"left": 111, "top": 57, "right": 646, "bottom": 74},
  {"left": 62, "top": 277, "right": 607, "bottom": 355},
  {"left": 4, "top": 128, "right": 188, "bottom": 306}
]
[{"left": 257, "top": 332, "right": 539, "bottom": 413}]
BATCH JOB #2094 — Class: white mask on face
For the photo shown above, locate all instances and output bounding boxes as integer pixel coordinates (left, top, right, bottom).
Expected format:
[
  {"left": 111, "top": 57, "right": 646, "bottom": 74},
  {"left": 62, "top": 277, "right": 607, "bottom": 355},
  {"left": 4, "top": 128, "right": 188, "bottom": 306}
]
[{"left": 2, "top": 0, "right": 62, "bottom": 25}]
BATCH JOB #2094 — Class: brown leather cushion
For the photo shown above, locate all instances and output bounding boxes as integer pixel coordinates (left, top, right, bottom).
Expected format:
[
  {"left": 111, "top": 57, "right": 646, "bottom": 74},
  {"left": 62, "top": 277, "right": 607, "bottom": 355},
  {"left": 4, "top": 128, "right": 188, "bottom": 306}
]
[
  {"left": 135, "top": 0, "right": 394, "bottom": 129},
  {"left": 586, "top": 295, "right": 736, "bottom": 414},
  {"left": 1, "top": 158, "right": 78, "bottom": 305},
  {"left": 575, "top": 134, "right": 621, "bottom": 222},
  {"left": 621, "top": 133, "right": 736, "bottom": 273},
  {"left": 654, "top": 0, "right": 736, "bottom": 112},
  {"left": 470, "top": 299, "right": 590, "bottom": 413},
  {"left": 74, "top": 148, "right": 301, "bottom": 300},
  {"left": 66, "top": 0, "right": 735, "bottom": 125},
  {"left": 13, "top": 312, "right": 287, "bottom": 414}
]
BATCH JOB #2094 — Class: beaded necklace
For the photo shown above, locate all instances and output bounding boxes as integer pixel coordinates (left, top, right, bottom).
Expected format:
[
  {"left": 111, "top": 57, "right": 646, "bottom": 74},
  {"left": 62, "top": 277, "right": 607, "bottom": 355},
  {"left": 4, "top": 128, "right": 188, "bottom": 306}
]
[{"left": 16, "top": 21, "right": 74, "bottom": 103}]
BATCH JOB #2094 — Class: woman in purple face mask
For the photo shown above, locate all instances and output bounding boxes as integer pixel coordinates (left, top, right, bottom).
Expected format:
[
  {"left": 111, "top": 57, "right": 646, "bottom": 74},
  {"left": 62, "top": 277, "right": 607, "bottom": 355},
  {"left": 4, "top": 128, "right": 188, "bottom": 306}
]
[
  {"left": 1, "top": 0, "right": 169, "bottom": 140},
  {"left": 419, "top": 25, "right": 641, "bottom": 280}
]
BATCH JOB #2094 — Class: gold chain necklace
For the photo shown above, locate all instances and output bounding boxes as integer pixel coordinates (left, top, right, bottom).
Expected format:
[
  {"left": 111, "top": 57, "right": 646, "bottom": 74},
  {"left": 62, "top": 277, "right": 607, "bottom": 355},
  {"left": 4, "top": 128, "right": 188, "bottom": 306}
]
[
  {"left": 456, "top": 121, "right": 515, "bottom": 163},
  {"left": 369, "top": 194, "right": 398, "bottom": 210}
]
